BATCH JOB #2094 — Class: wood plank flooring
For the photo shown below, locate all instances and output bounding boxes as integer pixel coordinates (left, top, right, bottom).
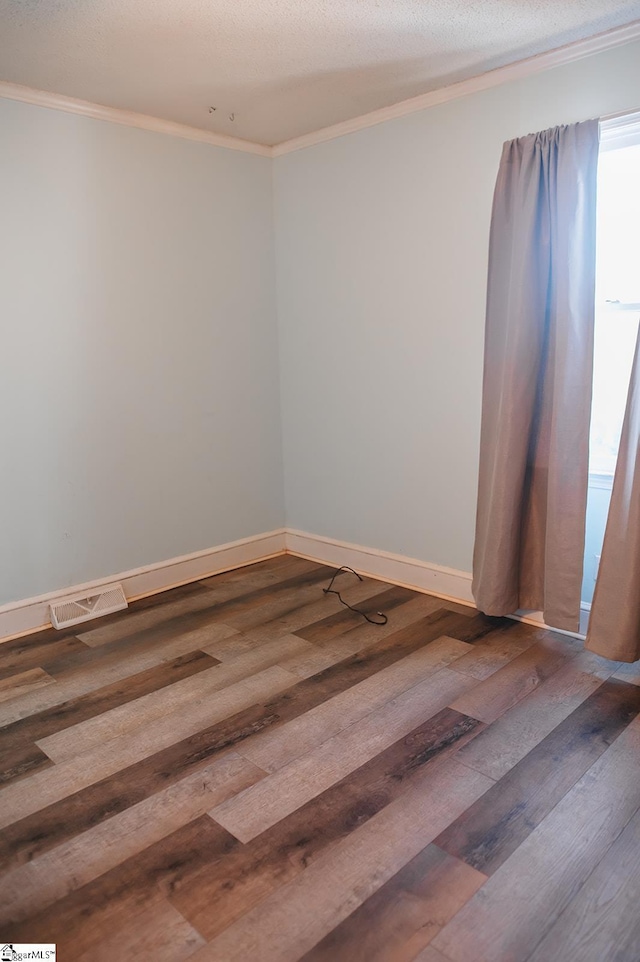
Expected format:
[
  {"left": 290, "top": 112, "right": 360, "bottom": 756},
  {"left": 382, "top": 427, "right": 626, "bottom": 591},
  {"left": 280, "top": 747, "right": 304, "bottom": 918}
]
[{"left": 1, "top": 555, "right": 639, "bottom": 961}]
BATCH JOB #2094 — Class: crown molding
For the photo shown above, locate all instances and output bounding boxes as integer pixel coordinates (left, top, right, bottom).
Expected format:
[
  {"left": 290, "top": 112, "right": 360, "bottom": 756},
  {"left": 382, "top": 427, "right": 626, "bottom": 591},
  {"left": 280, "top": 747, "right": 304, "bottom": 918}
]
[
  {"left": 273, "top": 18, "right": 640, "bottom": 156},
  {"left": 2, "top": 18, "right": 640, "bottom": 158},
  {"left": 0, "top": 81, "right": 272, "bottom": 157}
]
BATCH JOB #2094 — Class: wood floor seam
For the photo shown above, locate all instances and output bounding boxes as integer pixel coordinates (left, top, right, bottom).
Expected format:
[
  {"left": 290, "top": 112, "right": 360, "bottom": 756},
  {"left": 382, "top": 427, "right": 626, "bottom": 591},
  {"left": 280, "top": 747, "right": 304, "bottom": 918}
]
[{"left": 444, "top": 754, "right": 498, "bottom": 782}]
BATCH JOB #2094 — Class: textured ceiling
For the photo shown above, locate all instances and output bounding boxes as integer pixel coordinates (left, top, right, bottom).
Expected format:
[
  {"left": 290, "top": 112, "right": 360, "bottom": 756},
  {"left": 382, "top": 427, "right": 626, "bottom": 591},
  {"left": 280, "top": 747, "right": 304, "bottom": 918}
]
[{"left": 1, "top": 0, "right": 640, "bottom": 146}]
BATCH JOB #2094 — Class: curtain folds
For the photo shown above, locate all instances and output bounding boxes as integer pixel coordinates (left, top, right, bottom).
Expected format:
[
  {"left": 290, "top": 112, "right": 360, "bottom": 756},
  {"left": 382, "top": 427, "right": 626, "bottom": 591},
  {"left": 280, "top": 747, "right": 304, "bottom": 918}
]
[
  {"left": 587, "top": 325, "right": 640, "bottom": 662},
  {"left": 472, "top": 120, "right": 600, "bottom": 632}
]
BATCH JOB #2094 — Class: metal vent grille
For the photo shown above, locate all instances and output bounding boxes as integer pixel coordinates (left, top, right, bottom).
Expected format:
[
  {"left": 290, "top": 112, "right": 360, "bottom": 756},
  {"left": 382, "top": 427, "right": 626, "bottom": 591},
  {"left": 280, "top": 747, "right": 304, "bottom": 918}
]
[{"left": 49, "top": 583, "right": 128, "bottom": 629}]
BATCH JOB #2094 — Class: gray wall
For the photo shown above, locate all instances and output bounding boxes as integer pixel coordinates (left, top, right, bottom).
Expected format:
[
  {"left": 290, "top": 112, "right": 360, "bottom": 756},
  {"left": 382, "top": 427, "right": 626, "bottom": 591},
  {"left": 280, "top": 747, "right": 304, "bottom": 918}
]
[
  {"left": 0, "top": 99, "right": 283, "bottom": 605},
  {"left": 4, "top": 37, "right": 640, "bottom": 607},
  {"left": 275, "top": 39, "right": 640, "bottom": 573}
]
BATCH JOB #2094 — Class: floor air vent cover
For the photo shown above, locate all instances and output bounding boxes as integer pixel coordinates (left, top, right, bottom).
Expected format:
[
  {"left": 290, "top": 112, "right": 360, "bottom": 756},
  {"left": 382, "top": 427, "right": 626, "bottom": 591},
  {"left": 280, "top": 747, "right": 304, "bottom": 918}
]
[{"left": 50, "top": 583, "right": 128, "bottom": 629}]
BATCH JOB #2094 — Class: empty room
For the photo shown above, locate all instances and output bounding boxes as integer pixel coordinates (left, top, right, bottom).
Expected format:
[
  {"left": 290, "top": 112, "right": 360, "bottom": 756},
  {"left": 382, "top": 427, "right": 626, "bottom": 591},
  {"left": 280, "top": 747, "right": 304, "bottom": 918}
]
[{"left": 2, "top": 1, "right": 640, "bottom": 959}]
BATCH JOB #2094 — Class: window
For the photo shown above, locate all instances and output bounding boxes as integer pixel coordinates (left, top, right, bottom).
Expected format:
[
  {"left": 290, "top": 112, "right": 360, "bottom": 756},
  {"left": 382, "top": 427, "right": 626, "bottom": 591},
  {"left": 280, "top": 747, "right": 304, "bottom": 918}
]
[
  {"left": 582, "top": 113, "right": 640, "bottom": 609},
  {"left": 589, "top": 117, "right": 640, "bottom": 479}
]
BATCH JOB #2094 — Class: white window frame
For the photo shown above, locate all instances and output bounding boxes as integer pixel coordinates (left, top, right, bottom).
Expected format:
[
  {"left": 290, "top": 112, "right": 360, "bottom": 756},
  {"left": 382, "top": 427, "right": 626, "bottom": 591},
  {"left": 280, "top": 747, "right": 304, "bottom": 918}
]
[{"left": 600, "top": 109, "right": 640, "bottom": 151}]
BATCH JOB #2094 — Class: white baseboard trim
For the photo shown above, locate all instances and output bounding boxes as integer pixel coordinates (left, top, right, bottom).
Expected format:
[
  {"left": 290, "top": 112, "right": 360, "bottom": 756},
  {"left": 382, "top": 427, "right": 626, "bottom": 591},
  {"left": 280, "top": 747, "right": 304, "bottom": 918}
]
[
  {"left": 1, "top": 525, "right": 588, "bottom": 645},
  {"left": 285, "top": 528, "right": 587, "bottom": 640},
  {"left": 284, "top": 528, "right": 475, "bottom": 608},
  {"left": 0, "top": 529, "right": 286, "bottom": 643}
]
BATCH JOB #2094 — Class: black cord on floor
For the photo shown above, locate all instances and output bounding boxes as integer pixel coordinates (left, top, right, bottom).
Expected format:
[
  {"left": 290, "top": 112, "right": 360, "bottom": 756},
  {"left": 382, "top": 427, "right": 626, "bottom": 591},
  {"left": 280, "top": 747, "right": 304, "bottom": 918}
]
[{"left": 322, "top": 566, "right": 388, "bottom": 625}]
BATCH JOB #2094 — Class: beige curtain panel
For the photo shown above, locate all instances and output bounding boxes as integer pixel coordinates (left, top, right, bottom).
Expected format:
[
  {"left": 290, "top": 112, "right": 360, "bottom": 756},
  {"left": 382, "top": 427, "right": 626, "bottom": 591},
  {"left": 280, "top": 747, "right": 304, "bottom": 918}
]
[
  {"left": 587, "top": 326, "right": 640, "bottom": 662},
  {"left": 473, "top": 120, "right": 600, "bottom": 632}
]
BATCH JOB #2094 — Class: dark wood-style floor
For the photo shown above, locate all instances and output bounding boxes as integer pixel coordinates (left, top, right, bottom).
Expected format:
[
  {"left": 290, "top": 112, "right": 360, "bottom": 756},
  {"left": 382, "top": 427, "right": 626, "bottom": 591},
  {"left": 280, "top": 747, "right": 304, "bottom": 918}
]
[{"left": 1, "top": 555, "right": 640, "bottom": 961}]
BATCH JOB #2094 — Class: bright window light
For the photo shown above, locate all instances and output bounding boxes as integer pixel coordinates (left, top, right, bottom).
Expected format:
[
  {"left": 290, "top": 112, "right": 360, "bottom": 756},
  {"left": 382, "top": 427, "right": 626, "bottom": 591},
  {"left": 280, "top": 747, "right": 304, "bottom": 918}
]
[{"left": 589, "top": 140, "right": 640, "bottom": 476}]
